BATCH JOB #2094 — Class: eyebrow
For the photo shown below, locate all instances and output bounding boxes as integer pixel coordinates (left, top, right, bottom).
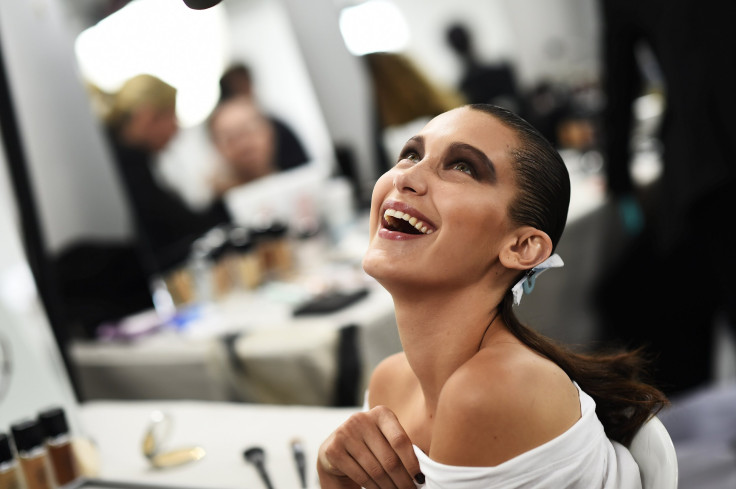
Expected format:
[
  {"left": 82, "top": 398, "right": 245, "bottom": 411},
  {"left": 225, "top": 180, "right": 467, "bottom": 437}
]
[{"left": 402, "top": 135, "right": 425, "bottom": 152}]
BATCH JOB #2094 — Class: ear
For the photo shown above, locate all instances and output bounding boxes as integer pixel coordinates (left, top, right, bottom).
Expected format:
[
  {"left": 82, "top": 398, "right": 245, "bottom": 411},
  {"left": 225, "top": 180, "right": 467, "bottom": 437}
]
[{"left": 499, "top": 226, "right": 553, "bottom": 272}]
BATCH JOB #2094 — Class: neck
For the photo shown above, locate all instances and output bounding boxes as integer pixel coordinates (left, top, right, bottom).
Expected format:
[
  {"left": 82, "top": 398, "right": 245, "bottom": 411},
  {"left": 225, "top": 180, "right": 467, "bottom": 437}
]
[
  {"left": 234, "top": 163, "right": 275, "bottom": 184},
  {"left": 389, "top": 283, "right": 505, "bottom": 410}
]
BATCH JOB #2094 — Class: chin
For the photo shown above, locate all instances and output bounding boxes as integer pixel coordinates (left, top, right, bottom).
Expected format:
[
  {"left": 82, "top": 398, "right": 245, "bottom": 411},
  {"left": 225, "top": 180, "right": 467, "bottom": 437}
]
[
  {"left": 362, "top": 250, "right": 401, "bottom": 289},
  {"left": 362, "top": 249, "right": 430, "bottom": 294},
  {"left": 361, "top": 248, "right": 382, "bottom": 281}
]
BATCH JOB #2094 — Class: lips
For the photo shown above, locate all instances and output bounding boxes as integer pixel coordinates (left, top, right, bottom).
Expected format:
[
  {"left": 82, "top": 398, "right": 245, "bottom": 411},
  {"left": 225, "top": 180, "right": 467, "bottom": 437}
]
[{"left": 379, "top": 201, "right": 436, "bottom": 237}]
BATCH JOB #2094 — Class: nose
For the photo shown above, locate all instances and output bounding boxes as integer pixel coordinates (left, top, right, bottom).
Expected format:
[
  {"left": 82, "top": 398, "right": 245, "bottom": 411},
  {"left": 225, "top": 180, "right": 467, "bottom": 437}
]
[{"left": 393, "top": 161, "right": 429, "bottom": 195}]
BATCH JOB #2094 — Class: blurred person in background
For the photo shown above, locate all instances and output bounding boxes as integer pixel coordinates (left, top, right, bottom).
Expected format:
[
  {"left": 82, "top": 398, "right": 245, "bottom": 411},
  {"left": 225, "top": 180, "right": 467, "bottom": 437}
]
[
  {"left": 217, "top": 63, "right": 309, "bottom": 172},
  {"left": 595, "top": 0, "right": 736, "bottom": 396},
  {"left": 444, "top": 22, "right": 522, "bottom": 114},
  {"left": 207, "top": 94, "right": 309, "bottom": 195},
  {"left": 55, "top": 74, "right": 231, "bottom": 337},
  {"left": 98, "top": 73, "right": 232, "bottom": 275}
]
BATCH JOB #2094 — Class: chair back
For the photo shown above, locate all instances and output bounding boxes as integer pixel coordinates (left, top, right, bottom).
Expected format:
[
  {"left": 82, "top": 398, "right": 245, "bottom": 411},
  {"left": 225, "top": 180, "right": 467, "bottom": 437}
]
[{"left": 629, "top": 416, "right": 678, "bottom": 489}]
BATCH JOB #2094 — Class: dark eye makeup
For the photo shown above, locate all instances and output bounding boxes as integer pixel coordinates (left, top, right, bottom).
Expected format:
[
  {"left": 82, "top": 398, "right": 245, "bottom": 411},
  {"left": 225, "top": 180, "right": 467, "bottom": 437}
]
[
  {"left": 393, "top": 137, "right": 496, "bottom": 183},
  {"left": 449, "top": 161, "right": 476, "bottom": 176}
]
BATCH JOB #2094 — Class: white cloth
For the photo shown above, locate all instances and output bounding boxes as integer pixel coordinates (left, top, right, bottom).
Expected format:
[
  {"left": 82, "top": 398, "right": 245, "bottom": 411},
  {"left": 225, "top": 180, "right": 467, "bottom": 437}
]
[{"left": 413, "top": 384, "right": 642, "bottom": 488}]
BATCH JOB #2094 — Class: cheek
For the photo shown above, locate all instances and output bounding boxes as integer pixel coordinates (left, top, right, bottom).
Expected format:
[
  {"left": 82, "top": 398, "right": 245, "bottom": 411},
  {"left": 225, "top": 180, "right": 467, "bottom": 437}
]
[
  {"left": 219, "top": 143, "right": 237, "bottom": 160},
  {"left": 258, "top": 136, "right": 274, "bottom": 161},
  {"left": 443, "top": 199, "right": 507, "bottom": 256}
]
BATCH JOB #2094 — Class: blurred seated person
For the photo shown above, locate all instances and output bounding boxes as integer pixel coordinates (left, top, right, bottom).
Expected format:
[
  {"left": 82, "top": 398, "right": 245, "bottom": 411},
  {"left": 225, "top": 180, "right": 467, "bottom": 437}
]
[
  {"left": 218, "top": 62, "right": 309, "bottom": 166},
  {"left": 207, "top": 95, "right": 309, "bottom": 195},
  {"left": 219, "top": 63, "right": 255, "bottom": 101},
  {"left": 100, "top": 74, "right": 232, "bottom": 273}
]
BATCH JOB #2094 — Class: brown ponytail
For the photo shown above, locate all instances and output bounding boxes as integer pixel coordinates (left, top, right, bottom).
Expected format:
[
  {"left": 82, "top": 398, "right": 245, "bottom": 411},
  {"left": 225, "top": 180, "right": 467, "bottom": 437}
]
[{"left": 500, "top": 294, "right": 668, "bottom": 446}]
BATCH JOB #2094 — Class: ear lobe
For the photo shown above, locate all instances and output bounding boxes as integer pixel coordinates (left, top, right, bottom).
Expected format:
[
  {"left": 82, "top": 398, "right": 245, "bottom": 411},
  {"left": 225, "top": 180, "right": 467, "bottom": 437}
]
[{"left": 499, "top": 227, "right": 553, "bottom": 271}]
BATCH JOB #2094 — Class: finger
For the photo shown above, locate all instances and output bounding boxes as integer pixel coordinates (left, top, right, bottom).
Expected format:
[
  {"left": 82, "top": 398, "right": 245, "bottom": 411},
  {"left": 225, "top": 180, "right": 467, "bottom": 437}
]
[
  {"left": 371, "top": 407, "right": 422, "bottom": 486},
  {"left": 321, "top": 408, "right": 421, "bottom": 489},
  {"left": 350, "top": 440, "right": 406, "bottom": 489},
  {"left": 321, "top": 431, "right": 386, "bottom": 489},
  {"left": 342, "top": 408, "right": 418, "bottom": 488},
  {"left": 336, "top": 451, "right": 388, "bottom": 489}
]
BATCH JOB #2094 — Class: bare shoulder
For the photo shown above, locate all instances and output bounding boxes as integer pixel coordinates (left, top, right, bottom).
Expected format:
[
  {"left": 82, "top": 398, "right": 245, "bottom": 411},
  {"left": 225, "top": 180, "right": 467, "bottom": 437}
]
[
  {"left": 367, "top": 352, "right": 416, "bottom": 408},
  {"left": 430, "top": 344, "right": 581, "bottom": 466}
]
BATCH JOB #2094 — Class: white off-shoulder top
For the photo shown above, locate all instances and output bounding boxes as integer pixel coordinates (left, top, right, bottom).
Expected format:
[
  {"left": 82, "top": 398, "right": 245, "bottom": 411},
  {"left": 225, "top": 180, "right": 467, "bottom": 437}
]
[{"left": 367, "top": 384, "right": 642, "bottom": 488}]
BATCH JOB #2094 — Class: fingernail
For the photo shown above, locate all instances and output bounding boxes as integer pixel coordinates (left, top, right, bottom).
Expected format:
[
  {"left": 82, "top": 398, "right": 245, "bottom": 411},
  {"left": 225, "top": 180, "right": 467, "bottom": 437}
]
[{"left": 414, "top": 472, "right": 425, "bottom": 484}]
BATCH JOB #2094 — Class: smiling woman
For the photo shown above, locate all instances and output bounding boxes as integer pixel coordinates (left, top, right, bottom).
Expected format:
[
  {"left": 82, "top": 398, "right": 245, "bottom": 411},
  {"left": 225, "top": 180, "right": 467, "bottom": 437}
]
[{"left": 317, "top": 104, "right": 669, "bottom": 489}]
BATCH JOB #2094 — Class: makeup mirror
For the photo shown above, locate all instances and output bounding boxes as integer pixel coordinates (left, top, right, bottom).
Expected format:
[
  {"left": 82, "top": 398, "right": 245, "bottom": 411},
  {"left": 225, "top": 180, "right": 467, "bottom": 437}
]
[{"left": 0, "top": 0, "right": 349, "bottom": 402}]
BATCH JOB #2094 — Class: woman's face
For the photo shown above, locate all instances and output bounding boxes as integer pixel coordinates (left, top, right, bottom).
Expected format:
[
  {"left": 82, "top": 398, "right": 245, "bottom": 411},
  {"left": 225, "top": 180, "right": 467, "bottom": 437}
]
[
  {"left": 124, "top": 105, "right": 178, "bottom": 152},
  {"left": 363, "top": 107, "right": 521, "bottom": 291},
  {"left": 146, "top": 107, "right": 179, "bottom": 152}
]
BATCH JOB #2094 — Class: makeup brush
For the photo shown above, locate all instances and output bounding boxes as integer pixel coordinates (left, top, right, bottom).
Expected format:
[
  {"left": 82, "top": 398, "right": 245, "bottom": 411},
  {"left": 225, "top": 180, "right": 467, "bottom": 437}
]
[
  {"left": 291, "top": 439, "right": 307, "bottom": 489},
  {"left": 243, "top": 446, "right": 274, "bottom": 489}
]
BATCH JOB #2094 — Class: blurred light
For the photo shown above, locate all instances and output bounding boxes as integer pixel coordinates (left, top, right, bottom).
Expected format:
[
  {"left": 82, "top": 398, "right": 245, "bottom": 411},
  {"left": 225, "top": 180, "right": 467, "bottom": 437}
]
[
  {"left": 0, "top": 262, "right": 37, "bottom": 314},
  {"left": 339, "top": 0, "right": 409, "bottom": 56},
  {"left": 634, "top": 92, "right": 664, "bottom": 121},
  {"left": 74, "top": 0, "right": 230, "bottom": 127}
]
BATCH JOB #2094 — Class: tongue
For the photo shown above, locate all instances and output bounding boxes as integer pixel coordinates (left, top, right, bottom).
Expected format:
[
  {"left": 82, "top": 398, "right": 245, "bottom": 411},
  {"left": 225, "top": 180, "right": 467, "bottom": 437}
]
[{"left": 387, "top": 216, "right": 422, "bottom": 235}]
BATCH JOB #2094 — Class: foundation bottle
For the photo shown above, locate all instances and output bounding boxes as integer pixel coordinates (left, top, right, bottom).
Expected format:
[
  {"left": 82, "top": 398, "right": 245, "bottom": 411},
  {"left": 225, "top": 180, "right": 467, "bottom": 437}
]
[
  {"left": 164, "top": 266, "right": 195, "bottom": 307},
  {"left": 253, "top": 221, "right": 293, "bottom": 280},
  {"left": 188, "top": 226, "right": 229, "bottom": 305},
  {"left": 38, "top": 407, "right": 79, "bottom": 486},
  {"left": 209, "top": 240, "right": 233, "bottom": 299},
  {"left": 0, "top": 433, "right": 20, "bottom": 489},
  {"left": 228, "top": 226, "right": 263, "bottom": 290},
  {"left": 10, "top": 419, "right": 52, "bottom": 489}
]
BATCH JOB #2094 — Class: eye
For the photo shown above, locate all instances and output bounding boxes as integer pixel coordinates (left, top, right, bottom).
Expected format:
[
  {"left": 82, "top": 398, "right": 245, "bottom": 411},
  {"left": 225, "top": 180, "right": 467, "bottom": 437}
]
[
  {"left": 400, "top": 150, "right": 421, "bottom": 163},
  {"left": 451, "top": 161, "right": 475, "bottom": 176}
]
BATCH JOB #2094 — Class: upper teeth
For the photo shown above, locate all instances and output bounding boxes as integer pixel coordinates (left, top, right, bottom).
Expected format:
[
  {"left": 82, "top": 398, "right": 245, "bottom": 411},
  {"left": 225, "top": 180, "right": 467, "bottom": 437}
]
[{"left": 384, "top": 209, "right": 433, "bottom": 234}]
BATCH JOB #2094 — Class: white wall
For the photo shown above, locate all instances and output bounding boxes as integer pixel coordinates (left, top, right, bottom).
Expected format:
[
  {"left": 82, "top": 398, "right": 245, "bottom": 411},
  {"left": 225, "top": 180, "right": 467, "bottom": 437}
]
[
  {"left": 0, "top": 0, "right": 133, "bottom": 254},
  {"left": 280, "top": 0, "right": 380, "bottom": 205},
  {"left": 503, "top": 0, "right": 601, "bottom": 86},
  {"left": 370, "top": 0, "right": 601, "bottom": 91},
  {"left": 0, "top": 134, "right": 81, "bottom": 436}
]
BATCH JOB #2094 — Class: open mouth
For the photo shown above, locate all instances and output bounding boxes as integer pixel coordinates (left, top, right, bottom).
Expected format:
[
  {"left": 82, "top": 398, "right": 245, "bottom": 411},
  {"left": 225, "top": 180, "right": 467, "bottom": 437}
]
[{"left": 382, "top": 208, "right": 434, "bottom": 235}]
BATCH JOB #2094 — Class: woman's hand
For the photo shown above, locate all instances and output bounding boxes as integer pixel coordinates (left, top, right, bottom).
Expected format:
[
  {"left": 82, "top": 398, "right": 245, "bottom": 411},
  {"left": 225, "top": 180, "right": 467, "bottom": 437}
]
[{"left": 317, "top": 406, "right": 423, "bottom": 489}]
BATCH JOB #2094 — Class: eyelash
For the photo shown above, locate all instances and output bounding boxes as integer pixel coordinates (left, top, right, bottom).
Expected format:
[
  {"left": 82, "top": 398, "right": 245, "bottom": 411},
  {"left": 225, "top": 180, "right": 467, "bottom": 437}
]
[
  {"left": 398, "top": 150, "right": 421, "bottom": 163},
  {"left": 397, "top": 150, "right": 477, "bottom": 178},
  {"left": 450, "top": 161, "right": 475, "bottom": 176}
]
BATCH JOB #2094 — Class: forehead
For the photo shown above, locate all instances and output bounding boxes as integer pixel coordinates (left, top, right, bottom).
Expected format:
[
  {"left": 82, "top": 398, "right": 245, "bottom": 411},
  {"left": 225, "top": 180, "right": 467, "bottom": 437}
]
[
  {"left": 212, "top": 100, "right": 263, "bottom": 130},
  {"left": 418, "top": 107, "right": 518, "bottom": 156}
]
